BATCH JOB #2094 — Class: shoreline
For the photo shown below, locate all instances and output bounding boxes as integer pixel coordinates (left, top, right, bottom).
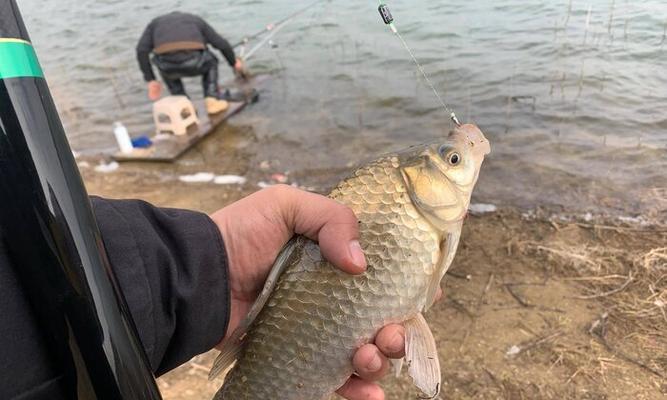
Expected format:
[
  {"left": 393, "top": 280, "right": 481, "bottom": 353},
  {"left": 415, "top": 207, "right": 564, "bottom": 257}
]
[{"left": 80, "top": 150, "right": 666, "bottom": 230}]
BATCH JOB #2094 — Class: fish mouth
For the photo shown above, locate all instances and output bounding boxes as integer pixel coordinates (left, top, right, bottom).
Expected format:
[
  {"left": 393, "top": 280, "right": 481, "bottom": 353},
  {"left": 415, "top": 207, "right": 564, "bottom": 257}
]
[{"left": 449, "top": 124, "right": 491, "bottom": 158}]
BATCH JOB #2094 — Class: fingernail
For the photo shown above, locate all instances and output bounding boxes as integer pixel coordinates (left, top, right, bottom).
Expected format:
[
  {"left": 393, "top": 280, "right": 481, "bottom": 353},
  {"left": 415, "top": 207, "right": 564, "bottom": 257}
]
[
  {"left": 367, "top": 353, "right": 382, "bottom": 372},
  {"left": 388, "top": 331, "right": 404, "bottom": 354},
  {"left": 348, "top": 240, "right": 367, "bottom": 270}
]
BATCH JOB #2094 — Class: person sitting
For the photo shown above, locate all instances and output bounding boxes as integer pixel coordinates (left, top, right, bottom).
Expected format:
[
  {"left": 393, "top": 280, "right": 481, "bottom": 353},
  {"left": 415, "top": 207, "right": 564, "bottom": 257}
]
[{"left": 136, "top": 11, "right": 245, "bottom": 114}]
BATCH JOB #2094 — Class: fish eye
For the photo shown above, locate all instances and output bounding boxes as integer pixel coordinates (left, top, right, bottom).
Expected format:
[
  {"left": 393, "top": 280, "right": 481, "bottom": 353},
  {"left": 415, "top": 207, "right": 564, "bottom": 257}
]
[
  {"left": 448, "top": 152, "right": 461, "bottom": 166},
  {"left": 438, "top": 145, "right": 461, "bottom": 166}
]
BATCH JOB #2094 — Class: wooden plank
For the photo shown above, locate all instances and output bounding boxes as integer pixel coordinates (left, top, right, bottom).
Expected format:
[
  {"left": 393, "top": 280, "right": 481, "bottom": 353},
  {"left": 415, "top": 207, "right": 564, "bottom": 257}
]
[{"left": 112, "top": 100, "right": 246, "bottom": 162}]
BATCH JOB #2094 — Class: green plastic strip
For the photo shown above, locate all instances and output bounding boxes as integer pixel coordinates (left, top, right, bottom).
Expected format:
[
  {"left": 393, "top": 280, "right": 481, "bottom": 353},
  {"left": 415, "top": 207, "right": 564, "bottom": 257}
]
[{"left": 0, "top": 39, "right": 44, "bottom": 79}]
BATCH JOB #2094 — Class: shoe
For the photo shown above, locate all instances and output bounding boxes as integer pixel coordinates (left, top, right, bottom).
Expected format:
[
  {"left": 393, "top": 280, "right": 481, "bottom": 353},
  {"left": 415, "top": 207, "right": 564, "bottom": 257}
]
[
  {"left": 219, "top": 88, "right": 260, "bottom": 103},
  {"left": 218, "top": 89, "right": 245, "bottom": 102},
  {"left": 205, "top": 97, "right": 229, "bottom": 114},
  {"left": 247, "top": 88, "right": 260, "bottom": 104}
]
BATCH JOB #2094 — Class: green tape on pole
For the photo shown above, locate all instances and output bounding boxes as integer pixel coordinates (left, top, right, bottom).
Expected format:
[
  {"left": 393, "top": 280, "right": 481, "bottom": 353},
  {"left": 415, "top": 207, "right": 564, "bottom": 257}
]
[{"left": 0, "top": 39, "right": 44, "bottom": 79}]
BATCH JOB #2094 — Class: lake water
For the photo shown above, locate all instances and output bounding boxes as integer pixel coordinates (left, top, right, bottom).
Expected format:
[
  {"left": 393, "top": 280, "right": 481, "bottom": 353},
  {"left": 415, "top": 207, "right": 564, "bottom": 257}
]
[{"left": 18, "top": 0, "right": 667, "bottom": 219}]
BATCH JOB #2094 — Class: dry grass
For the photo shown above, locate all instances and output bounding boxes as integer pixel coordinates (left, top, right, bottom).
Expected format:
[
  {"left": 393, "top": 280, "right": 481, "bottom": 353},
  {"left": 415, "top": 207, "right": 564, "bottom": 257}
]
[{"left": 520, "top": 236, "right": 667, "bottom": 387}]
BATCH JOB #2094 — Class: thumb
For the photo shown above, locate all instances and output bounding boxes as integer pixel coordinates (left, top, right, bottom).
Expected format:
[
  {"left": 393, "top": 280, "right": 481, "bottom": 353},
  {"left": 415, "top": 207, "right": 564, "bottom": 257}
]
[{"left": 279, "top": 186, "right": 367, "bottom": 275}]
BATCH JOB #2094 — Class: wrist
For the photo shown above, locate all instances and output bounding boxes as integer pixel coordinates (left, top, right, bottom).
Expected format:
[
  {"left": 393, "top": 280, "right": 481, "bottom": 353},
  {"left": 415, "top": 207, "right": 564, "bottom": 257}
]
[
  {"left": 205, "top": 213, "right": 233, "bottom": 342},
  {"left": 210, "top": 209, "right": 235, "bottom": 275},
  {"left": 209, "top": 207, "right": 250, "bottom": 341}
]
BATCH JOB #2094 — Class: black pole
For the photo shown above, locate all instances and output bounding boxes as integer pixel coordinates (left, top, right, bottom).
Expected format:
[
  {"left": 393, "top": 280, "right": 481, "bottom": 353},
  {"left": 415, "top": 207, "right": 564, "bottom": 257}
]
[{"left": 0, "top": 1, "right": 162, "bottom": 399}]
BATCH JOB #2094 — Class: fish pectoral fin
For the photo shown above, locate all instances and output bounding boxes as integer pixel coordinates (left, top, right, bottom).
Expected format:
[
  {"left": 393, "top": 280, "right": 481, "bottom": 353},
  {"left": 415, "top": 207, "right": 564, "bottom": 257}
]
[
  {"left": 209, "top": 237, "right": 302, "bottom": 381},
  {"left": 425, "top": 230, "right": 461, "bottom": 311},
  {"left": 391, "top": 357, "right": 404, "bottom": 378},
  {"left": 404, "top": 313, "right": 441, "bottom": 399}
]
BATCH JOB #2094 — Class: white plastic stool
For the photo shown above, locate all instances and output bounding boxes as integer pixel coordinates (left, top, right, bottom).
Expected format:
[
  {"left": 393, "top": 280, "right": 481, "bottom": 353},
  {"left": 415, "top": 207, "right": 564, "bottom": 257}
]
[{"left": 152, "top": 96, "right": 199, "bottom": 136}]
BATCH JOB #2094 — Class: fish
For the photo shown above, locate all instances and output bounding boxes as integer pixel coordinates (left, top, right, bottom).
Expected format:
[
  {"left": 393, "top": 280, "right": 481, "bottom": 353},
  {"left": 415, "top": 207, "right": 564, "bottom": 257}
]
[{"left": 209, "top": 124, "right": 491, "bottom": 400}]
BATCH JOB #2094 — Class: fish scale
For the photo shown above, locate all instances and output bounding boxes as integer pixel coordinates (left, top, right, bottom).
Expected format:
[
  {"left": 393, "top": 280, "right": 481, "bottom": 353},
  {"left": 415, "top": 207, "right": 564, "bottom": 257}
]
[{"left": 217, "top": 156, "right": 439, "bottom": 400}]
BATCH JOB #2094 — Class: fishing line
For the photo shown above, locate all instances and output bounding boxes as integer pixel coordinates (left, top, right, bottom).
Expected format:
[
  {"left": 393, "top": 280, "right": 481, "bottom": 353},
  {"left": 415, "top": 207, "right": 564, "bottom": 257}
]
[{"left": 377, "top": 1, "right": 461, "bottom": 126}]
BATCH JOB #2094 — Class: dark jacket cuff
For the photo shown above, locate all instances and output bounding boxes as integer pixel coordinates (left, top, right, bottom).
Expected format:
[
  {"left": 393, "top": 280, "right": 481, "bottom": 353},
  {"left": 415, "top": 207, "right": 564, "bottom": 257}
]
[{"left": 91, "top": 197, "right": 230, "bottom": 375}]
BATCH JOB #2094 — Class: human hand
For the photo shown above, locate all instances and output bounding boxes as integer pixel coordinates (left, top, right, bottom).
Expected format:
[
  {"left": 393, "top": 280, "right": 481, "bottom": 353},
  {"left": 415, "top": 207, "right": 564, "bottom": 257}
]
[
  {"left": 233, "top": 58, "right": 244, "bottom": 73},
  {"left": 210, "top": 185, "right": 366, "bottom": 338},
  {"left": 210, "top": 185, "right": 412, "bottom": 400},
  {"left": 147, "top": 80, "right": 162, "bottom": 101},
  {"left": 233, "top": 58, "right": 249, "bottom": 80}
]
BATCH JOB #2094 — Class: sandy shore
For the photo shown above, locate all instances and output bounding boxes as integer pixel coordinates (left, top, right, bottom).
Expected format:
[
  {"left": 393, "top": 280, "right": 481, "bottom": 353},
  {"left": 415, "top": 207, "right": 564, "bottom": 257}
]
[{"left": 82, "top": 140, "right": 666, "bottom": 399}]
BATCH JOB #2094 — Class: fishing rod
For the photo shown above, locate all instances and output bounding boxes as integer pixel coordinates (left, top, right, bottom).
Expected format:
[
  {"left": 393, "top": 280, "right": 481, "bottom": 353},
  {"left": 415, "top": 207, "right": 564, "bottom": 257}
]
[
  {"left": 241, "top": 16, "right": 292, "bottom": 62},
  {"left": 377, "top": 1, "right": 461, "bottom": 126},
  {"left": 0, "top": 0, "right": 162, "bottom": 398},
  {"left": 234, "top": 0, "right": 325, "bottom": 56}
]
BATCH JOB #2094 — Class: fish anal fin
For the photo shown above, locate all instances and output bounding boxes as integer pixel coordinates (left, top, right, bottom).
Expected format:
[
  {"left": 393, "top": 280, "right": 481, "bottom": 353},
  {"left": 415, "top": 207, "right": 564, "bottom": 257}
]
[
  {"left": 391, "top": 357, "right": 404, "bottom": 378},
  {"left": 208, "top": 237, "right": 301, "bottom": 380},
  {"left": 404, "top": 313, "right": 441, "bottom": 399}
]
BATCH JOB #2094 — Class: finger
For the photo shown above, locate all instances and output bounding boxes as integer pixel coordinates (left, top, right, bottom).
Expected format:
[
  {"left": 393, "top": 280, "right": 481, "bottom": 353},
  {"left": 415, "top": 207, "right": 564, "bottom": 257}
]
[
  {"left": 374, "top": 324, "right": 405, "bottom": 359},
  {"left": 279, "top": 186, "right": 366, "bottom": 274},
  {"left": 352, "top": 344, "right": 390, "bottom": 381},
  {"left": 336, "top": 376, "right": 385, "bottom": 400}
]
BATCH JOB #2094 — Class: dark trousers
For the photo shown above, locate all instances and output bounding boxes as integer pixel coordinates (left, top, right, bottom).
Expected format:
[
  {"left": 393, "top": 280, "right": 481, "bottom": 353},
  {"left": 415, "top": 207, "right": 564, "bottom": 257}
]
[{"left": 153, "top": 50, "right": 219, "bottom": 98}]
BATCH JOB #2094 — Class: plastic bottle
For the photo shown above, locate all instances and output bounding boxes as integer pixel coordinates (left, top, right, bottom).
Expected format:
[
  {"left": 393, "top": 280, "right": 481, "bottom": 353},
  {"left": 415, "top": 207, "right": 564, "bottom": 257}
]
[{"left": 113, "top": 122, "right": 133, "bottom": 154}]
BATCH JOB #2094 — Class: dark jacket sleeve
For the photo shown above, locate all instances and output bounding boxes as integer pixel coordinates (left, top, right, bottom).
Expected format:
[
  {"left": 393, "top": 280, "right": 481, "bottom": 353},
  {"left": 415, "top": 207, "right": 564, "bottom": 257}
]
[
  {"left": 197, "top": 17, "right": 236, "bottom": 67},
  {"left": 136, "top": 21, "right": 157, "bottom": 81},
  {"left": 91, "top": 197, "right": 231, "bottom": 376}
]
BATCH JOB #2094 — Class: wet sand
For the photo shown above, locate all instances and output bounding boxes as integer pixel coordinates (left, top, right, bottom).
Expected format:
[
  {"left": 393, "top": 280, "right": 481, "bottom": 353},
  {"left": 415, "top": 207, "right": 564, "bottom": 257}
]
[{"left": 81, "top": 132, "right": 666, "bottom": 400}]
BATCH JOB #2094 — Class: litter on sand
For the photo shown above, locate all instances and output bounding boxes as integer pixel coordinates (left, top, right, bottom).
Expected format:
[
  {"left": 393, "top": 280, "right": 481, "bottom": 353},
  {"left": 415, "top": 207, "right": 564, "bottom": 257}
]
[
  {"left": 179, "top": 173, "right": 248, "bottom": 185},
  {"left": 617, "top": 215, "right": 649, "bottom": 226},
  {"left": 179, "top": 172, "right": 215, "bottom": 183},
  {"left": 469, "top": 203, "right": 497, "bottom": 215},
  {"left": 214, "top": 175, "right": 247, "bottom": 185},
  {"left": 506, "top": 345, "right": 521, "bottom": 357},
  {"left": 94, "top": 161, "right": 119, "bottom": 173}
]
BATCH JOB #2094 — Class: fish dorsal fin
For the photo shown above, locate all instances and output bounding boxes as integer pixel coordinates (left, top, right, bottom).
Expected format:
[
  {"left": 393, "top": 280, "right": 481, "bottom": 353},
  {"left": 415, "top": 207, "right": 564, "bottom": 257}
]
[
  {"left": 208, "top": 237, "right": 301, "bottom": 380},
  {"left": 425, "top": 229, "right": 461, "bottom": 311},
  {"left": 404, "top": 313, "right": 441, "bottom": 399}
]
